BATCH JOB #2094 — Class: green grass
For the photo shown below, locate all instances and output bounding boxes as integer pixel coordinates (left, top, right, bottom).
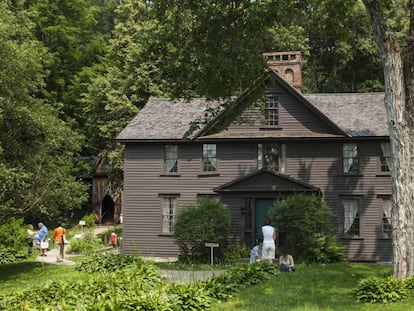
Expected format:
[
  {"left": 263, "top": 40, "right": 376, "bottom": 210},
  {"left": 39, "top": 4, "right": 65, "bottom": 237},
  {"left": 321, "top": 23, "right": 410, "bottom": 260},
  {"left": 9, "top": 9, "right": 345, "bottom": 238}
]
[
  {"left": 0, "top": 257, "right": 88, "bottom": 295},
  {"left": 210, "top": 263, "right": 414, "bottom": 311},
  {"left": 1, "top": 259, "right": 414, "bottom": 310}
]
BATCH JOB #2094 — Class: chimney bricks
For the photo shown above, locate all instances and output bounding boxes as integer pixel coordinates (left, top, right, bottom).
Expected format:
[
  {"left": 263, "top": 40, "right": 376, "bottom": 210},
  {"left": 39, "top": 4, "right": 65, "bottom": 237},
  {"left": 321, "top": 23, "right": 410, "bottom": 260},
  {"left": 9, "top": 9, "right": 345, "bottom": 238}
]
[{"left": 263, "top": 51, "right": 303, "bottom": 93}]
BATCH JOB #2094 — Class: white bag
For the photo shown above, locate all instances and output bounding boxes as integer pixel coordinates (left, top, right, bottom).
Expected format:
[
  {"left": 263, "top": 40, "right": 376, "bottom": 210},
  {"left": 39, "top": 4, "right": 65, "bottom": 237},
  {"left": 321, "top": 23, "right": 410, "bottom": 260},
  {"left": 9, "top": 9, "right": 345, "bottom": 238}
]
[
  {"left": 40, "top": 241, "right": 49, "bottom": 249},
  {"left": 63, "top": 235, "right": 69, "bottom": 244}
]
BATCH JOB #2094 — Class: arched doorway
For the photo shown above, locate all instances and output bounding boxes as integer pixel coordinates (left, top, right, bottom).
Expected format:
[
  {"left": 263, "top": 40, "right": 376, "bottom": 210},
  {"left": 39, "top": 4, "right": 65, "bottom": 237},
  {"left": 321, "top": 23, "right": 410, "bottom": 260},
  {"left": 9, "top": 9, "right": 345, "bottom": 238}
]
[{"left": 101, "top": 194, "right": 115, "bottom": 224}]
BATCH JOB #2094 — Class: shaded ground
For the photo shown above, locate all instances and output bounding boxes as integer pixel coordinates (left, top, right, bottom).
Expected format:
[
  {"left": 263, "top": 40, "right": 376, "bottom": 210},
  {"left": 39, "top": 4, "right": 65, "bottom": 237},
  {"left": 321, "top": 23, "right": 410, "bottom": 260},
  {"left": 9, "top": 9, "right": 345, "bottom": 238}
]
[{"left": 35, "top": 225, "right": 224, "bottom": 283}]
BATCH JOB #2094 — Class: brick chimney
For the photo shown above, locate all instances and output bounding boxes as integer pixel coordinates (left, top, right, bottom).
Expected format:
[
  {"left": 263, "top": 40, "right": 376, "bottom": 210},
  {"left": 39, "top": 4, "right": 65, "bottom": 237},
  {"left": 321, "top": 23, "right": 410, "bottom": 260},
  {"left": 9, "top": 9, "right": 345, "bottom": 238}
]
[{"left": 263, "top": 51, "right": 303, "bottom": 93}]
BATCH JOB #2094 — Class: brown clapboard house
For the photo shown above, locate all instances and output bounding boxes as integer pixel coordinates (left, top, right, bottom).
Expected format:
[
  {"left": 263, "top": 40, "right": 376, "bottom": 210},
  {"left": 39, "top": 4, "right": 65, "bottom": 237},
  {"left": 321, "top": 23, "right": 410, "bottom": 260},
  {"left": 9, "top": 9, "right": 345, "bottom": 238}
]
[{"left": 117, "top": 51, "right": 392, "bottom": 262}]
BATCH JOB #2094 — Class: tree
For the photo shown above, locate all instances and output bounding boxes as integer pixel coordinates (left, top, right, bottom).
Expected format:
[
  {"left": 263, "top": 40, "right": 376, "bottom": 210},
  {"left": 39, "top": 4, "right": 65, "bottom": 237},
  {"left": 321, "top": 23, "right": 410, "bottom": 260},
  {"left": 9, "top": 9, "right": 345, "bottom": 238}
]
[
  {"left": 362, "top": 0, "right": 414, "bottom": 280},
  {"left": 0, "top": 2, "right": 87, "bottom": 222}
]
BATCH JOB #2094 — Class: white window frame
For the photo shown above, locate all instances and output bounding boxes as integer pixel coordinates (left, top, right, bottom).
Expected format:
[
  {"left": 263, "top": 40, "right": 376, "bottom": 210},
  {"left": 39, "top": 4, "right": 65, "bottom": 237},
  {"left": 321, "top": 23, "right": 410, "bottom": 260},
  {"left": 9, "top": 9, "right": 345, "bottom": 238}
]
[
  {"left": 202, "top": 144, "right": 217, "bottom": 172},
  {"left": 343, "top": 199, "right": 360, "bottom": 237},
  {"left": 380, "top": 142, "right": 391, "bottom": 172},
  {"left": 265, "top": 96, "right": 279, "bottom": 126},
  {"left": 161, "top": 197, "right": 177, "bottom": 234},
  {"left": 382, "top": 198, "right": 392, "bottom": 238},
  {"left": 164, "top": 145, "right": 178, "bottom": 173},
  {"left": 342, "top": 143, "right": 359, "bottom": 173},
  {"left": 258, "top": 143, "right": 285, "bottom": 173}
]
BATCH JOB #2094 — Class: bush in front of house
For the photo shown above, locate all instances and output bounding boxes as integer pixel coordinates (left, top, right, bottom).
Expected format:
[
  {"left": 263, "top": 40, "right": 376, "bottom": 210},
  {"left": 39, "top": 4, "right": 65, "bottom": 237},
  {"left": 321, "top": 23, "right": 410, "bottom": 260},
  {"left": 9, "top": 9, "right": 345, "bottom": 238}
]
[
  {"left": 173, "top": 197, "right": 231, "bottom": 263},
  {"left": 269, "top": 193, "right": 346, "bottom": 263}
]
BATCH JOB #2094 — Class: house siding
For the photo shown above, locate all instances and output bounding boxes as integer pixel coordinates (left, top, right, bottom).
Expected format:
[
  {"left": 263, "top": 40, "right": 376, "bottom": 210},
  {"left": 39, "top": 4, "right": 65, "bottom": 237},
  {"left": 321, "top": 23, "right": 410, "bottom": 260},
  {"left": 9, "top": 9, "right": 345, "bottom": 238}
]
[
  {"left": 228, "top": 85, "right": 337, "bottom": 135},
  {"left": 122, "top": 139, "right": 392, "bottom": 261}
]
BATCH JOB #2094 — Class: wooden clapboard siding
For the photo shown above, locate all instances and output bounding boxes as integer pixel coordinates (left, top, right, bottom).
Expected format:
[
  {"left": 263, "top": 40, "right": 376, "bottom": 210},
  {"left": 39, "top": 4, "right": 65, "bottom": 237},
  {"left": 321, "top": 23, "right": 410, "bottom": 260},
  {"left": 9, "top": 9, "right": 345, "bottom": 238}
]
[
  {"left": 122, "top": 139, "right": 393, "bottom": 260},
  {"left": 118, "top": 69, "right": 392, "bottom": 261},
  {"left": 228, "top": 85, "right": 337, "bottom": 135}
]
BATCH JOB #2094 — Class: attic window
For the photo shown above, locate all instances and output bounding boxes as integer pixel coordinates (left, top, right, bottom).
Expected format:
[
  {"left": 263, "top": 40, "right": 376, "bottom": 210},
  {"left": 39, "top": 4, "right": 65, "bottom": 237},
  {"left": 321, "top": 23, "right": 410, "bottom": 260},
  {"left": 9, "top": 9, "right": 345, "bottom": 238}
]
[
  {"left": 282, "top": 54, "right": 289, "bottom": 60},
  {"left": 264, "top": 96, "right": 279, "bottom": 126}
]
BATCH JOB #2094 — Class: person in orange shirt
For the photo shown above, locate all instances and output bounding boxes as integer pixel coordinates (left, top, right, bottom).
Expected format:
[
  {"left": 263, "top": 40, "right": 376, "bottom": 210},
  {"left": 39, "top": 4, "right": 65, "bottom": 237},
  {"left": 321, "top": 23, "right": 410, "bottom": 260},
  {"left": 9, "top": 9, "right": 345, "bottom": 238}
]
[
  {"left": 53, "top": 223, "right": 67, "bottom": 262},
  {"left": 110, "top": 231, "right": 118, "bottom": 248}
]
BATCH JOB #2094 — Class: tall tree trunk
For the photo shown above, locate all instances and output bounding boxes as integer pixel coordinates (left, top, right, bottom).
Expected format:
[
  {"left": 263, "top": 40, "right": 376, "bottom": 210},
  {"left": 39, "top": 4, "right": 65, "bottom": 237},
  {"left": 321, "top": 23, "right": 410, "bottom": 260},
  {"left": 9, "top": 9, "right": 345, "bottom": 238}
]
[{"left": 362, "top": 0, "right": 414, "bottom": 280}]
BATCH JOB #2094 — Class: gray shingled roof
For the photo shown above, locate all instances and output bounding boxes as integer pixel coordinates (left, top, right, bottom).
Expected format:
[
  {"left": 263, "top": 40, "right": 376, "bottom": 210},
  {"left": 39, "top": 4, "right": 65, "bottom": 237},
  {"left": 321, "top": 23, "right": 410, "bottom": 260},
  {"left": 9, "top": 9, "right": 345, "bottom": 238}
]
[
  {"left": 117, "top": 98, "right": 223, "bottom": 140},
  {"left": 304, "top": 93, "right": 388, "bottom": 136},
  {"left": 117, "top": 92, "right": 388, "bottom": 141}
]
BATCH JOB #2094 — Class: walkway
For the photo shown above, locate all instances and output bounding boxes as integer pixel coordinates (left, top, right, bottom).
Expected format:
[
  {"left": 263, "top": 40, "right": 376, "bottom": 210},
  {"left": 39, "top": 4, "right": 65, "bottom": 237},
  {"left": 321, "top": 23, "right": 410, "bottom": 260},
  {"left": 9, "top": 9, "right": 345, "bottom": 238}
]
[{"left": 36, "top": 247, "right": 76, "bottom": 266}]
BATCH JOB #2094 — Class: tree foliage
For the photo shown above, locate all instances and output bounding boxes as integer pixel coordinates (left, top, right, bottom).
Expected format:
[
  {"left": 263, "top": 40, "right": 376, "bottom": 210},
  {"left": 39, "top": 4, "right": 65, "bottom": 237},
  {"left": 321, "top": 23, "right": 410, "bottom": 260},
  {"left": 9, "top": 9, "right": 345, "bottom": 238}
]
[
  {"left": 0, "top": 2, "right": 87, "bottom": 222},
  {"left": 269, "top": 193, "right": 346, "bottom": 263},
  {"left": 173, "top": 198, "right": 231, "bottom": 263}
]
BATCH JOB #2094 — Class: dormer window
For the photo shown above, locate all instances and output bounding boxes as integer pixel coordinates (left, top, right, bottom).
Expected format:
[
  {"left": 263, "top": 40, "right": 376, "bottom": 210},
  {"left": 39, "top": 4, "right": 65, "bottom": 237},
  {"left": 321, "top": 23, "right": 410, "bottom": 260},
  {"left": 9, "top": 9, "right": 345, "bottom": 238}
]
[{"left": 265, "top": 96, "right": 279, "bottom": 126}]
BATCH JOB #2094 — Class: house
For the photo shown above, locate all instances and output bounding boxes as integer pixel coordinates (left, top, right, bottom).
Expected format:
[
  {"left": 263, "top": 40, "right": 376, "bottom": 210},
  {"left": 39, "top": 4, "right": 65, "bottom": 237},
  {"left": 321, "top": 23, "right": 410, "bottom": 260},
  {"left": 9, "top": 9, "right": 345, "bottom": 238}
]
[{"left": 117, "top": 51, "right": 392, "bottom": 262}]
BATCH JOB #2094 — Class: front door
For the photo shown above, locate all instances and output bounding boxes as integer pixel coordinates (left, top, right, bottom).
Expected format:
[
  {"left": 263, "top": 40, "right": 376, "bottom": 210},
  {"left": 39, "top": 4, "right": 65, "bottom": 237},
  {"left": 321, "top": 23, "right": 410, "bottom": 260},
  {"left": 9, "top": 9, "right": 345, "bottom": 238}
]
[{"left": 255, "top": 199, "right": 275, "bottom": 240}]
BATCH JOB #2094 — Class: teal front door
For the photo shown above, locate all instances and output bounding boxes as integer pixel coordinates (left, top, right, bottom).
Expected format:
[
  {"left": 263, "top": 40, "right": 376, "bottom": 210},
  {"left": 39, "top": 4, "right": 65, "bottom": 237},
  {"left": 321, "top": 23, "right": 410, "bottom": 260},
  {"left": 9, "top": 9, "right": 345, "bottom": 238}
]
[{"left": 255, "top": 199, "right": 275, "bottom": 240}]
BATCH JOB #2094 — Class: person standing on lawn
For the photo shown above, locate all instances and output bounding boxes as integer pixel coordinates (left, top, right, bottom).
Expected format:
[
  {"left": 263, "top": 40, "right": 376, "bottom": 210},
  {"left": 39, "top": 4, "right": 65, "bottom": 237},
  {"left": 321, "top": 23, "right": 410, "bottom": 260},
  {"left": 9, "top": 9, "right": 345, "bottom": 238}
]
[
  {"left": 261, "top": 218, "right": 276, "bottom": 263},
  {"left": 53, "top": 223, "right": 67, "bottom": 262}
]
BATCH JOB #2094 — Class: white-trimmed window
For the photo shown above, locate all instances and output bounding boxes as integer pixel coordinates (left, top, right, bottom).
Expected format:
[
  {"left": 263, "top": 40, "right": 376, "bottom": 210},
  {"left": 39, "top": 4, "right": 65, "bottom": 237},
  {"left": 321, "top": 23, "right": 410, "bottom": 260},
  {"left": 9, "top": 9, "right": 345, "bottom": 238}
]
[
  {"left": 380, "top": 142, "right": 391, "bottom": 172},
  {"left": 342, "top": 143, "right": 359, "bottom": 173},
  {"left": 343, "top": 199, "right": 360, "bottom": 237},
  {"left": 162, "top": 197, "right": 177, "bottom": 233},
  {"left": 258, "top": 143, "right": 286, "bottom": 173},
  {"left": 164, "top": 145, "right": 178, "bottom": 173},
  {"left": 265, "top": 96, "right": 279, "bottom": 126},
  {"left": 202, "top": 144, "right": 217, "bottom": 172},
  {"left": 382, "top": 198, "right": 392, "bottom": 238}
]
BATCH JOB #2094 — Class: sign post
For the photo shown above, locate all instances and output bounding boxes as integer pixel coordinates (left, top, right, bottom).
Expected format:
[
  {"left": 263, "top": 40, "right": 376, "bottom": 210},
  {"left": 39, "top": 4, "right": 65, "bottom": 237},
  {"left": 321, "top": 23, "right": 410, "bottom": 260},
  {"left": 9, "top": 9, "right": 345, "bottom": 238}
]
[{"left": 205, "top": 242, "right": 219, "bottom": 265}]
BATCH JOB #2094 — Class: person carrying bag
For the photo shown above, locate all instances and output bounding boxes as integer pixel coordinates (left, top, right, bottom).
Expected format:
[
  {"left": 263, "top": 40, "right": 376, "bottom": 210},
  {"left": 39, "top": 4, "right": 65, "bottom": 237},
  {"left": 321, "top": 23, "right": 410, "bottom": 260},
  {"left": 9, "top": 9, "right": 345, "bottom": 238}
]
[{"left": 53, "top": 223, "right": 67, "bottom": 262}]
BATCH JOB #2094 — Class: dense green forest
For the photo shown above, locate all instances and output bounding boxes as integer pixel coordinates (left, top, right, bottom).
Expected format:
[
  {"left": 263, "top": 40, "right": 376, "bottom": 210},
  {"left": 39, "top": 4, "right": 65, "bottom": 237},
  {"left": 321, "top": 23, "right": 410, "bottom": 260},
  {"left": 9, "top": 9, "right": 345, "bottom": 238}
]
[{"left": 3, "top": 0, "right": 405, "bottom": 225}]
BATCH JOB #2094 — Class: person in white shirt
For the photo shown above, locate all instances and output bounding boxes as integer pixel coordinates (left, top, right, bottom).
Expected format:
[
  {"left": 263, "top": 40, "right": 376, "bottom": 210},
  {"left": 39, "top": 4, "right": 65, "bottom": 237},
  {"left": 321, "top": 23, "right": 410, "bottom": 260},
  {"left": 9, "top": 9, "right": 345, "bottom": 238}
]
[
  {"left": 261, "top": 218, "right": 276, "bottom": 263},
  {"left": 249, "top": 238, "right": 263, "bottom": 263}
]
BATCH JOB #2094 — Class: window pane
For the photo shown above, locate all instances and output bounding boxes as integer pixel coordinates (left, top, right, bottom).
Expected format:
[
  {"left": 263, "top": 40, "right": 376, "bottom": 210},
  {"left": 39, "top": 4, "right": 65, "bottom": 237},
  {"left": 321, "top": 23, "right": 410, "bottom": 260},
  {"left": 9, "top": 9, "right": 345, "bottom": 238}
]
[
  {"left": 265, "top": 96, "right": 279, "bottom": 126},
  {"left": 382, "top": 198, "right": 392, "bottom": 237},
  {"left": 343, "top": 143, "right": 359, "bottom": 173},
  {"left": 164, "top": 145, "right": 178, "bottom": 173},
  {"left": 380, "top": 142, "right": 391, "bottom": 172},
  {"left": 162, "top": 197, "right": 176, "bottom": 233},
  {"left": 203, "top": 144, "right": 216, "bottom": 172},
  {"left": 258, "top": 143, "right": 280, "bottom": 171},
  {"left": 343, "top": 199, "right": 359, "bottom": 237}
]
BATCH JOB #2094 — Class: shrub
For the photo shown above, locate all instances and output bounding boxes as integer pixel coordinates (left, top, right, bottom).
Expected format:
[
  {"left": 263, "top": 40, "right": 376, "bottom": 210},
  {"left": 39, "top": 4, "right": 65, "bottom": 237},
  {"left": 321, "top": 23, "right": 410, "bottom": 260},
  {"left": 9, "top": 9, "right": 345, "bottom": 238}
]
[
  {"left": 76, "top": 253, "right": 145, "bottom": 273},
  {"left": 81, "top": 214, "right": 96, "bottom": 228},
  {"left": 355, "top": 276, "right": 407, "bottom": 303},
  {"left": 269, "top": 193, "right": 346, "bottom": 263},
  {"left": 403, "top": 276, "right": 414, "bottom": 295},
  {"left": 173, "top": 197, "right": 231, "bottom": 263},
  {"left": 68, "top": 232, "right": 103, "bottom": 254},
  {"left": 0, "top": 218, "right": 31, "bottom": 263}
]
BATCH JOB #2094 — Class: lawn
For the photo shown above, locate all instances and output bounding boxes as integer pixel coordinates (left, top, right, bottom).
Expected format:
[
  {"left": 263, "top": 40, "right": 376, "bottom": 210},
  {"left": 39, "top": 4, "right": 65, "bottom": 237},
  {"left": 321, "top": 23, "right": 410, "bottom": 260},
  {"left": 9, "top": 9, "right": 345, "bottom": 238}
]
[
  {"left": 1, "top": 259, "right": 414, "bottom": 310},
  {"left": 0, "top": 256, "right": 88, "bottom": 295},
  {"left": 210, "top": 263, "right": 414, "bottom": 311}
]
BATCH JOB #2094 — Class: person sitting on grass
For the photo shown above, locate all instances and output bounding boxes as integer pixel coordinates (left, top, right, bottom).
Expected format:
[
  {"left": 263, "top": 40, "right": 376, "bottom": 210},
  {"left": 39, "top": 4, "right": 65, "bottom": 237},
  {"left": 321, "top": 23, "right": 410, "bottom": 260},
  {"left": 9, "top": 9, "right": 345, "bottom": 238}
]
[
  {"left": 250, "top": 238, "right": 263, "bottom": 263},
  {"left": 278, "top": 249, "right": 295, "bottom": 272}
]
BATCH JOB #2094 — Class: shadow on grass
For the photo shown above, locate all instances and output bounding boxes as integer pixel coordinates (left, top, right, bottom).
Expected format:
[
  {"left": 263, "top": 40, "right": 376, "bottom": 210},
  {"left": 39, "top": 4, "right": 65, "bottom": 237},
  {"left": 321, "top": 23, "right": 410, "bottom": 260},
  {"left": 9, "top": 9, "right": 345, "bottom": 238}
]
[{"left": 0, "top": 260, "right": 45, "bottom": 282}]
